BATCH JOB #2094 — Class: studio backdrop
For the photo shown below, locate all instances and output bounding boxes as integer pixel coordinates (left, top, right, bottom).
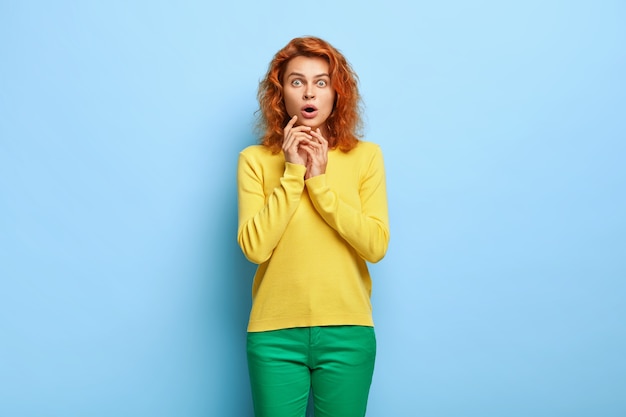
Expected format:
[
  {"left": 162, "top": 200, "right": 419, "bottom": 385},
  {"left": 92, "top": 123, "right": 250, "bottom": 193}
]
[{"left": 1, "top": 1, "right": 625, "bottom": 416}]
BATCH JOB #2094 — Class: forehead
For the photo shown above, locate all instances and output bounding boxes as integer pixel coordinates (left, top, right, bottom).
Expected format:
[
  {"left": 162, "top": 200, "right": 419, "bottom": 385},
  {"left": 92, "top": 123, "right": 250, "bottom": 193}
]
[{"left": 285, "top": 56, "right": 330, "bottom": 76}]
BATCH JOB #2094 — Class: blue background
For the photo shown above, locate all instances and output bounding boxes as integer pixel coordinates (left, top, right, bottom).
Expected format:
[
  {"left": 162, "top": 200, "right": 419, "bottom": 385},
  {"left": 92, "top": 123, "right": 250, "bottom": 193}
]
[{"left": 1, "top": 1, "right": 625, "bottom": 416}]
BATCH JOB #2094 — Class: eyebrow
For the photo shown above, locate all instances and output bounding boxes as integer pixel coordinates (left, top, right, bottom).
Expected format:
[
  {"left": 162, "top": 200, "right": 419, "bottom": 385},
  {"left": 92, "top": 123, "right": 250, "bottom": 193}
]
[{"left": 287, "top": 72, "right": 330, "bottom": 78}]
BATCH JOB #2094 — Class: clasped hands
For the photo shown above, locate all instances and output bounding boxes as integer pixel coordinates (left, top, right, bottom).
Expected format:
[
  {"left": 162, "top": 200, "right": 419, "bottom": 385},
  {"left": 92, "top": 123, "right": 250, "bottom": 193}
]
[{"left": 282, "top": 115, "right": 328, "bottom": 180}]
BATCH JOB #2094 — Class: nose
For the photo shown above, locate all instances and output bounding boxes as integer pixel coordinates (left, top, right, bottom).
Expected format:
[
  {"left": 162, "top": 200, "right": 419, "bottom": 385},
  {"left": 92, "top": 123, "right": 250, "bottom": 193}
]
[{"left": 304, "top": 87, "right": 315, "bottom": 100}]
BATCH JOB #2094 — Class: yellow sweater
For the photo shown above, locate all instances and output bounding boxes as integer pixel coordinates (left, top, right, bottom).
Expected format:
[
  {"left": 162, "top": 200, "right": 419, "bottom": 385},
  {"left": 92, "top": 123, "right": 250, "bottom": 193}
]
[{"left": 237, "top": 141, "right": 389, "bottom": 332}]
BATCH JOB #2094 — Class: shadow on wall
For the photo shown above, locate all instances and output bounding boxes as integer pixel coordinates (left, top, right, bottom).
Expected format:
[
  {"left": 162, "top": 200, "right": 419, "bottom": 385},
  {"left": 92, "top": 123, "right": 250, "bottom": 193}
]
[{"left": 193, "top": 126, "right": 258, "bottom": 416}]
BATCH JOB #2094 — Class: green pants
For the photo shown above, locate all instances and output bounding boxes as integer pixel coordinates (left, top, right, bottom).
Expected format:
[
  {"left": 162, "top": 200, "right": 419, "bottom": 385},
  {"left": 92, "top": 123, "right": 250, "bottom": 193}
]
[{"left": 247, "top": 326, "right": 376, "bottom": 417}]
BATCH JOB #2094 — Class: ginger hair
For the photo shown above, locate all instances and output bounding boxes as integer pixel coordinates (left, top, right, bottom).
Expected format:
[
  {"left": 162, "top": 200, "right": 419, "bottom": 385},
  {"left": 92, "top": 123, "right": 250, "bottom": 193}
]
[{"left": 256, "top": 36, "right": 363, "bottom": 153}]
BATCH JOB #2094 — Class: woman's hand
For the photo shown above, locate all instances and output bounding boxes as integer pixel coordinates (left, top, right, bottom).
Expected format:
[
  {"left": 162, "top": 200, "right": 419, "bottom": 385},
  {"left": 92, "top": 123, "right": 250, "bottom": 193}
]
[
  {"left": 302, "top": 128, "right": 328, "bottom": 179},
  {"left": 282, "top": 115, "right": 312, "bottom": 166}
]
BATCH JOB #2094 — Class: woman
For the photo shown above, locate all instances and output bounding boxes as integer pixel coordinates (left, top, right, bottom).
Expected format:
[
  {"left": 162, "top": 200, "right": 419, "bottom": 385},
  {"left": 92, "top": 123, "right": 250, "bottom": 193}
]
[{"left": 237, "top": 36, "right": 389, "bottom": 417}]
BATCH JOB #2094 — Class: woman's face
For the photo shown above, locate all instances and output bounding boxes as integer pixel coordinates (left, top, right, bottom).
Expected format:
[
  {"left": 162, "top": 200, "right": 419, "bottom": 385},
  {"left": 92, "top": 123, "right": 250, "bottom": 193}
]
[{"left": 282, "top": 56, "right": 336, "bottom": 134}]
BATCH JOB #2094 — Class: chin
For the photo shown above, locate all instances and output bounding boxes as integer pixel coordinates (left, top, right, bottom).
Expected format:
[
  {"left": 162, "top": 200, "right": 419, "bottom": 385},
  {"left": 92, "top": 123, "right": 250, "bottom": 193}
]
[{"left": 298, "top": 120, "right": 319, "bottom": 129}]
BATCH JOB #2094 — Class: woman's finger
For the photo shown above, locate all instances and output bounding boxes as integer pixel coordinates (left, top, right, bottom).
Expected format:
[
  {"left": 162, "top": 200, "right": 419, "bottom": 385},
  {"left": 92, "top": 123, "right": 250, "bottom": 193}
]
[
  {"left": 283, "top": 115, "right": 298, "bottom": 133},
  {"left": 310, "top": 128, "right": 328, "bottom": 145}
]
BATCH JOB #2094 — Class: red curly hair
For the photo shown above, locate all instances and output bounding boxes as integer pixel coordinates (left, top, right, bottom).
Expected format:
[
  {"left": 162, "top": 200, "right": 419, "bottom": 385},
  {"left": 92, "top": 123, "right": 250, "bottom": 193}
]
[{"left": 256, "top": 36, "right": 363, "bottom": 153}]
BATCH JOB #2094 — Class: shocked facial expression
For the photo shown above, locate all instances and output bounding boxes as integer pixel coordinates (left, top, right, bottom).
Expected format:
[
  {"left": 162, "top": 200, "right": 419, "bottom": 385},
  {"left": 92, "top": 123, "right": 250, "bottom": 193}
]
[{"left": 282, "top": 56, "right": 336, "bottom": 134}]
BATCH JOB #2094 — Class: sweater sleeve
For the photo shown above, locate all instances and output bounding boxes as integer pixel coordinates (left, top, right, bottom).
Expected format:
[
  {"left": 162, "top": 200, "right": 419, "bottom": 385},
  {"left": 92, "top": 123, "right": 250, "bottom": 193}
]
[
  {"left": 305, "top": 145, "right": 390, "bottom": 263},
  {"left": 237, "top": 152, "right": 306, "bottom": 264}
]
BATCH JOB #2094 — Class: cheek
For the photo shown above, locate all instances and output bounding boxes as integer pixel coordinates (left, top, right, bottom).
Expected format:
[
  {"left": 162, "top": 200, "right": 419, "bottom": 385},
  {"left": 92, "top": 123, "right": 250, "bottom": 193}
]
[
  {"left": 283, "top": 93, "right": 296, "bottom": 112},
  {"left": 325, "top": 94, "right": 337, "bottom": 112}
]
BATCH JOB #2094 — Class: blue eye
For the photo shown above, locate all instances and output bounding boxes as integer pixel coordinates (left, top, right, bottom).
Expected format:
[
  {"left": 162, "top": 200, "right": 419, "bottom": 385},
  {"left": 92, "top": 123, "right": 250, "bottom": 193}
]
[
  {"left": 317, "top": 80, "right": 327, "bottom": 87},
  {"left": 292, "top": 79, "right": 303, "bottom": 87}
]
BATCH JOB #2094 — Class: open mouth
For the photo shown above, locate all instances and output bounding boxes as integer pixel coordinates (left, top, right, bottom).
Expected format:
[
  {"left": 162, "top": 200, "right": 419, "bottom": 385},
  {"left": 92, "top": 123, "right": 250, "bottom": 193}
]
[{"left": 300, "top": 104, "right": 319, "bottom": 119}]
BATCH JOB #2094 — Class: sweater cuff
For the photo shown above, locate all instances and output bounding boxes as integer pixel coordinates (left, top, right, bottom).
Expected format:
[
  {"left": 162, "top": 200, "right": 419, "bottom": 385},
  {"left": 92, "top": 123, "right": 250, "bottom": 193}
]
[
  {"left": 284, "top": 162, "right": 307, "bottom": 178},
  {"left": 305, "top": 173, "right": 328, "bottom": 193}
]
